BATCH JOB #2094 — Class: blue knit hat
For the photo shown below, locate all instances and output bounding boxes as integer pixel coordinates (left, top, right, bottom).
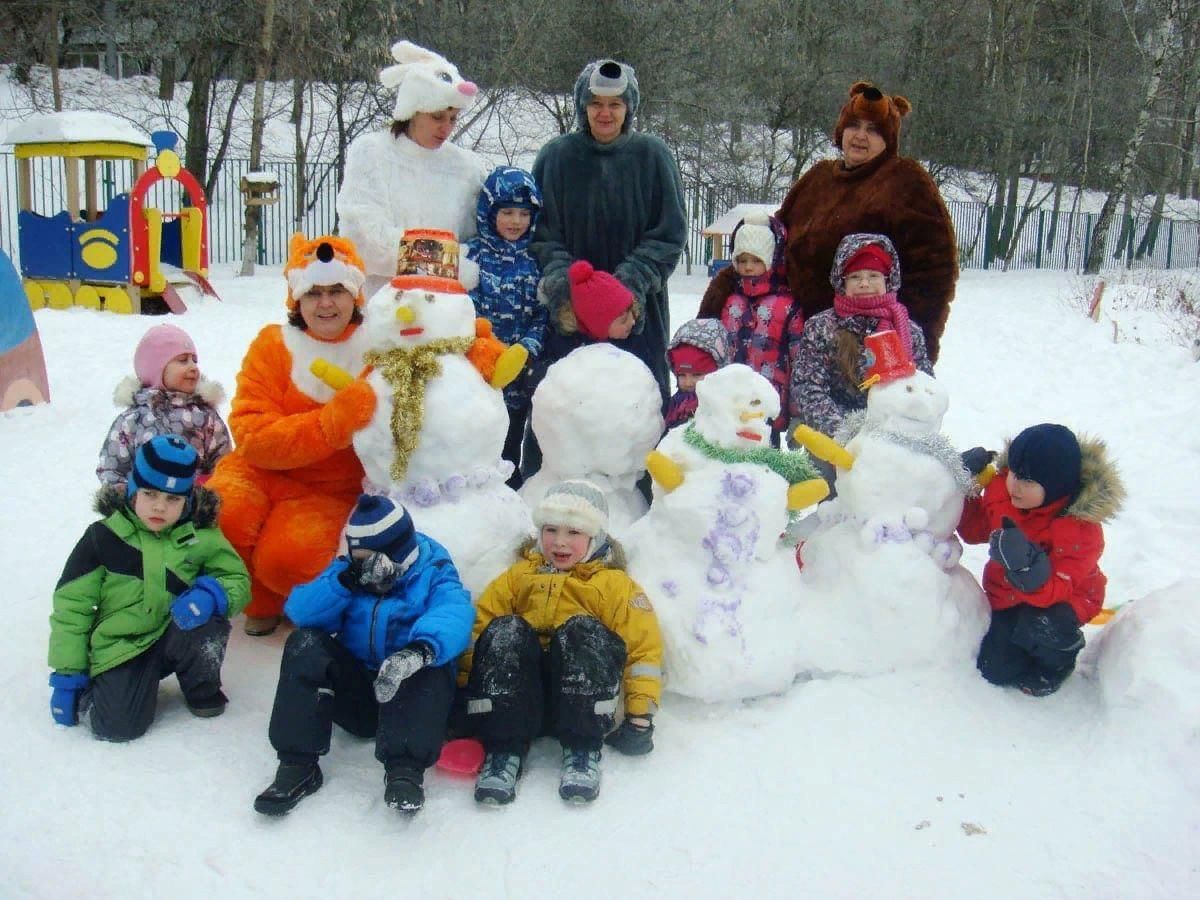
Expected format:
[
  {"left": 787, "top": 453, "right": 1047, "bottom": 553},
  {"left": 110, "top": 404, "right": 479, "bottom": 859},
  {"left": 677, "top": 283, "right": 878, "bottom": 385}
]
[
  {"left": 127, "top": 435, "right": 198, "bottom": 499},
  {"left": 1008, "top": 424, "right": 1082, "bottom": 506},
  {"left": 345, "top": 494, "right": 418, "bottom": 563}
]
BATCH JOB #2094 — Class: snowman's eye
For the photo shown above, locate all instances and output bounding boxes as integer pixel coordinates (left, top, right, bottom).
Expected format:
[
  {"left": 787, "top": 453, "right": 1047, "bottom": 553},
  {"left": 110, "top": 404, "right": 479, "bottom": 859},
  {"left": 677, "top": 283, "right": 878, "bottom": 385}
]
[
  {"left": 905, "top": 385, "right": 914, "bottom": 393},
  {"left": 423, "top": 293, "right": 435, "bottom": 303},
  {"left": 750, "top": 399, "right": 761, "bottom": 406}
]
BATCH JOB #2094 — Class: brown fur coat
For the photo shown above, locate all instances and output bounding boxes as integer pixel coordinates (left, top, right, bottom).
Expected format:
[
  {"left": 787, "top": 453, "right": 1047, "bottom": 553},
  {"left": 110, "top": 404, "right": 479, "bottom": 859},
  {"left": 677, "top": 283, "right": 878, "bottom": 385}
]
[{"left": 699, "top": 151, "right": 958, "bottom": 361}]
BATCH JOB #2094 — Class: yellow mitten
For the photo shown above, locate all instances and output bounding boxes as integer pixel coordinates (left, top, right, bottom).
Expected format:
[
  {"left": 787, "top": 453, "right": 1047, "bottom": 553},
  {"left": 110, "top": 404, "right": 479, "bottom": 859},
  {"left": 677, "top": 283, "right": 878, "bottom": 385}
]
[
  {"left": 976, "top": 463, "right": 998, "bottom": 488},
  {"left": 645, "top": 450, "right": 684, "bottom": 492},
  {"left": 491, "top": 344, "right": 529, "bottom": 390},
  {"left": 310, "top": 358, "right": 354, "bottom": 391},
  {"left": 791, "top": 424, "right": 856, "bottom": 470},
  {"left": 787, "top": 478, "right": 830, "bottom": 511}
]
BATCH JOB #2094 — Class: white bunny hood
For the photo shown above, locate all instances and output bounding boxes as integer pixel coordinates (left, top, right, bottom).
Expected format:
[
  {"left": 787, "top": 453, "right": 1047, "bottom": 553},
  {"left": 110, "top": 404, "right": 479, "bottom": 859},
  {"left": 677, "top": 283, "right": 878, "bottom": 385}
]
[{"left": 379, "top": 40, "right": 478, "bottom": 122}]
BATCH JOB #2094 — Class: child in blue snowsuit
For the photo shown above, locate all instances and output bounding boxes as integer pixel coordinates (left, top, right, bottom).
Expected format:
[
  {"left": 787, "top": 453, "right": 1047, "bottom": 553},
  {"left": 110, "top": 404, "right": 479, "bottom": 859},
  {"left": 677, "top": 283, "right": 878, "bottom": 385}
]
[
  {"left": 253, "top": 494, "right": 473, "bottom": 818},
  {"left": 464, "top": 166, "right": 546, "bottom": 487}
]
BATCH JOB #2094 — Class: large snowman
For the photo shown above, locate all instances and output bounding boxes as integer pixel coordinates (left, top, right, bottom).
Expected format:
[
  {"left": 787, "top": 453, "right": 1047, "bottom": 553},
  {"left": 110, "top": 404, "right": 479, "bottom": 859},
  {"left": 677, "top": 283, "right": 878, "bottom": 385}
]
[
  {"left": 520, "top": 343, "right": 663, "bottom": 532},
  {"left": 313, "top": 273, "right": 532, "bottom": 596},
  {"left": 791, "top": 330, "right": 989, "bottom": 676},
  {"left": 625, "top": 364, "right": 829, "bottom": 702}
]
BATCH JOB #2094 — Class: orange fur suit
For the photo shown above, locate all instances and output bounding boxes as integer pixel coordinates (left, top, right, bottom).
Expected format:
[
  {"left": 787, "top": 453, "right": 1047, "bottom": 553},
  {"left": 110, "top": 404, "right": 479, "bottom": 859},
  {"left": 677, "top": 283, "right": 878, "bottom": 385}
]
[{"left": 207, "top": 235, "right": 376, "bottom": 619}]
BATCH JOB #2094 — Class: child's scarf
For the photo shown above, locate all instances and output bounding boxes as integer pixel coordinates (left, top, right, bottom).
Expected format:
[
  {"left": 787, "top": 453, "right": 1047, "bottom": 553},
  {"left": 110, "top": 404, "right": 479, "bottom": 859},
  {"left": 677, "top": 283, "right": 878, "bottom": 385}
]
[{"left": 833, "top": 290, "right": 912, "bottom": 350}]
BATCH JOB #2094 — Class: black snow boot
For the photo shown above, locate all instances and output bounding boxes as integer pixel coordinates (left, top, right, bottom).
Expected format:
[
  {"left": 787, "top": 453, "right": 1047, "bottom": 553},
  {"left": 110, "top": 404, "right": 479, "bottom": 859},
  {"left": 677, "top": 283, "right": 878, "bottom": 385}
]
[
  {"left": 186, "top": 689, "right": 228, "bottom": 718},
  {"left": 383, "top": 765, "right": 425, "bottom": 813},
  {"left": 1015, "top": 665, "right": 1075, "bottom": 697},
  {"left": 254, "top": 762, "right": 323, "bottom": 816}
]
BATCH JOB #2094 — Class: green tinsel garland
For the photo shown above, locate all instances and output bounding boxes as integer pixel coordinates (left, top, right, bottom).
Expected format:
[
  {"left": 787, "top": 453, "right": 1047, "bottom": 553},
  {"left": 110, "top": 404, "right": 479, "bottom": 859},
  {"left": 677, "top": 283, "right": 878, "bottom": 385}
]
[
  {"left": 365, "top": 337, "right": 475, "bottom": 482},
  {"left": 682, "top": 423, "right": 818, "bottom": 483}
]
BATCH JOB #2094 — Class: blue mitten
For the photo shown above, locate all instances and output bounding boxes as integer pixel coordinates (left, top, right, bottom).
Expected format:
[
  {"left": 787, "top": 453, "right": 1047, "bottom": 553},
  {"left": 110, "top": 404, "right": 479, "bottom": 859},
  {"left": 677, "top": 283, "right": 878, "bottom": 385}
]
[
  {"left": 49, "top": 671, "right": 90, "bottom": 726},
  {"left": 170, "top": 575, "right": 229, "bottom": 631}
]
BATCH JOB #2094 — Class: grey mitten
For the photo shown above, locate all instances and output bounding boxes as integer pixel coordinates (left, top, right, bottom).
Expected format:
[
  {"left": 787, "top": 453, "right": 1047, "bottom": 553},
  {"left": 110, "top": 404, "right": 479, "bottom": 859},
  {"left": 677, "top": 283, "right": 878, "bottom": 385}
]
[
  {"left": 374, "top": 643, "right": 434, "bottom": 703},
  {"left": 960, "top": 446, "right": 996, "bottom": 477},
  {"left": 355, "top": 551, "right": 399, "bottom": 595},
  {"left": 988, "top": 516, "right": 1051, "bottom": 592}
]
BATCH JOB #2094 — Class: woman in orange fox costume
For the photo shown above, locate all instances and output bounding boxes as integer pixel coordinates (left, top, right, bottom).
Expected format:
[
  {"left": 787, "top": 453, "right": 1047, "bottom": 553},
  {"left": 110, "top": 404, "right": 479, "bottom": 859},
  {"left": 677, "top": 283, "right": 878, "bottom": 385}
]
[{"left": 207, "top": 235, "right": 377, "bottom": 635}]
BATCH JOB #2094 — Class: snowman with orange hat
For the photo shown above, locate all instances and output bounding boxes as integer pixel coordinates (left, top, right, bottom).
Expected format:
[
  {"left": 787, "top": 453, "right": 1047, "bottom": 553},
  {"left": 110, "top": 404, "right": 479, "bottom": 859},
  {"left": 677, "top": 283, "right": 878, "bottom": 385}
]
[
  {"left": 311, "top": 229, "right": 532, "bottom": 596},
  {"left": 790, "top": 330, "right": 989, "bottom": 676}
]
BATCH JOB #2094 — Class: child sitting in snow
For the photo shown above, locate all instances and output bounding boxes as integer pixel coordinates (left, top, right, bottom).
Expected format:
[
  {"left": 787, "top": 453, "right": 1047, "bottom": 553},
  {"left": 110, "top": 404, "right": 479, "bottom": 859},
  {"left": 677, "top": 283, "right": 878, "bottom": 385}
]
[
  {"left": 717, "top": 212, "right": 803, "bottom": 443},
  {"left": 957, "top": 424, "right": 1126, "bottom": 696},
  {"left": 253, "top": 494, "right": 473, "bottom": 817},
  {"left": 461, "top": 480, "right": 663, "bottom": 805},
  {"left": 97, "top": 323, "right": 231, "bottom": 489},
  {"left": 464, "top": 166, "right": 547, "bottom": 486},
  {"left": 49, "top": 435, "right": 250, "bottom": 741},
  {"left": 665, "top": 318, "right": 730, "bottom": 430},
  {"left": 789, "top": 233, "right": 932, "bottom": 443}
]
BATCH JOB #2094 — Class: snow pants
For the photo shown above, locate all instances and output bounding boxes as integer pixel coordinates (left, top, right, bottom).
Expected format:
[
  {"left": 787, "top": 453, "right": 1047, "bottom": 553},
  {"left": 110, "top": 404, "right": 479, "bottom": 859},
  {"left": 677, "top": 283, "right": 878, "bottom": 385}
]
[
  {"left": 267, "top": 628, "right": 455, "bottom": 772},
  {"left": 82, "top": 617, "right": 231, "bottom": 742},
  {"left": 465, "top": 614, "right": 626, "bottom": 755},
  {"left": 976, "top": 602, "right": 1084, "bottom": 686}
]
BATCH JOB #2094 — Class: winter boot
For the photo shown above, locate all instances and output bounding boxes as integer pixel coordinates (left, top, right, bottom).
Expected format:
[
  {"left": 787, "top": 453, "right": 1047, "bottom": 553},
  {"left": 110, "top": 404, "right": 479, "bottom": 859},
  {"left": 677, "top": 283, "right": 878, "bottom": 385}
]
[
  {"left": 185, "top": 689, "right": 228, "bottom": 718},
  {"left": 558, "top": 747, "right": 602, "bottom": 804},
  {"left": 474, "top": 751, "right": 523, "bottom": 806},
  {"left": 383, "top": 765, "right": 425, "bottom": 813},
  {"left": 1015, "top": 665, "right": 1075, "bottom": 697},
  {"left": 253, "top": 762, "right": 323, "bottom": 816}
]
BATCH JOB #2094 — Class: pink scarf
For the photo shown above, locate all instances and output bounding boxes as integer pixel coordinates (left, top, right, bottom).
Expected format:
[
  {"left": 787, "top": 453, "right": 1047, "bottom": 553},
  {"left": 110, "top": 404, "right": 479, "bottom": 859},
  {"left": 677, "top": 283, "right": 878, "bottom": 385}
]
[{"left": 833, "top": 291, "right": 912, "bottom": 350}]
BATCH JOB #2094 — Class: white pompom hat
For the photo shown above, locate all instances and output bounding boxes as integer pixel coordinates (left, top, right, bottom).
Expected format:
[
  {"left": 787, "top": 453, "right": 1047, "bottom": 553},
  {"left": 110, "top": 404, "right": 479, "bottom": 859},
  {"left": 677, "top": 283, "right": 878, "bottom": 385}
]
[
  {"left": 379, "top": 40, "right": 479, "bottom": 123},
  {"left": 534, "top": 480, "right": 610, "bottom": 557}
]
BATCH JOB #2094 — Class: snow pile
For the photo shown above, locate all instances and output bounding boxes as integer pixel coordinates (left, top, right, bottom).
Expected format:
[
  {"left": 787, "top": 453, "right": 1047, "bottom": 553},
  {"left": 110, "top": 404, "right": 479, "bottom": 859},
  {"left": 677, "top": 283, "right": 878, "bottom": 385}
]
[
  {"left": 1084, "top": 579, "right": 1200, "bottom": 747},
  {"left": 521, "top": 343, "right": 663, "bottom": 530}
]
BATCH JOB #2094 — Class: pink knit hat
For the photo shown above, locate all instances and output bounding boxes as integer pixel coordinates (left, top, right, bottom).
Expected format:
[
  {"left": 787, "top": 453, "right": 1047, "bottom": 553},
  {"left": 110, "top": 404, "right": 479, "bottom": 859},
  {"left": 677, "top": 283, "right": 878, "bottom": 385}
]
[
  {"left": 569, "top": 260, "right": 633, "bottom": 340},
  {"left": 134, "top": 324, "right": 197, "bottom": 389}
]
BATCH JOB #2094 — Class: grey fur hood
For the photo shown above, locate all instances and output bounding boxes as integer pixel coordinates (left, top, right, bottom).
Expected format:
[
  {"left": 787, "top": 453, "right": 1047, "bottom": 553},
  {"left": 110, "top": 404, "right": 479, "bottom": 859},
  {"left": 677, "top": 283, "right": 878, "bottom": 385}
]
[
  {"left": 573, "top": 59, "right": 640, "bottom": 134},
  {"left": 94, "top": 484, "right": 222, "bottom": 529},
  {"left": 996, "top": 434, "right": 1125, "bottom": 524}
]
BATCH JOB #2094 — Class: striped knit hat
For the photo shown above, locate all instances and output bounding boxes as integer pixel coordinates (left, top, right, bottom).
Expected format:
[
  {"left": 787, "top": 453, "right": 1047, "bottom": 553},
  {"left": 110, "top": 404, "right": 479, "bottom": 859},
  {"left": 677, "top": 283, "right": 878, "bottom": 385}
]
[
  {"left": 127, "top": 435, "right": 198, "bottom": 499},
  {"left": 345, "top": 494, "right": 419, "bottom": 567}
]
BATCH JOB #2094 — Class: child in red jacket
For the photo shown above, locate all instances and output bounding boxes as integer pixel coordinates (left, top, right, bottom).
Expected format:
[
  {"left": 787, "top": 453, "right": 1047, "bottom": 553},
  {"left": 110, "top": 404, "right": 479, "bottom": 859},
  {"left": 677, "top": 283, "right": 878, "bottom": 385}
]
[{"left": 958, "top": 424, "right": 1125, "bottom": 696}]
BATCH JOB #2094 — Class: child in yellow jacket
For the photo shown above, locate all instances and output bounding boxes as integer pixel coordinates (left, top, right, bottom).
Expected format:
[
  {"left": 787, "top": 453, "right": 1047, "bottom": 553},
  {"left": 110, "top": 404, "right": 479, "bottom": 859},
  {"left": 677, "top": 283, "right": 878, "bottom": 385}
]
[{"left": 460, "top": 480, "right": 663, "bottom": 805}]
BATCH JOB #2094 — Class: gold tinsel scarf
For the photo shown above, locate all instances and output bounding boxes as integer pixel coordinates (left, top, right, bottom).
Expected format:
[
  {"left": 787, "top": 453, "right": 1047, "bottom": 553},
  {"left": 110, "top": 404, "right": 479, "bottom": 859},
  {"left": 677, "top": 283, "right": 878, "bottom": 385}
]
[{"left": 364, "top": 337, "right": 475, "bottom": 482}]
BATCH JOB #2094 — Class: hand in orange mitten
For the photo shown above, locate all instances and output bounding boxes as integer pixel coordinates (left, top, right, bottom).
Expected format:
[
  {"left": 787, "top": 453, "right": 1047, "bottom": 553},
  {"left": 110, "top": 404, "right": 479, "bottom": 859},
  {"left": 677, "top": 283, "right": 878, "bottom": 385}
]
[{"left": 320, "top": 379, "right": 376, "bottom": 448}]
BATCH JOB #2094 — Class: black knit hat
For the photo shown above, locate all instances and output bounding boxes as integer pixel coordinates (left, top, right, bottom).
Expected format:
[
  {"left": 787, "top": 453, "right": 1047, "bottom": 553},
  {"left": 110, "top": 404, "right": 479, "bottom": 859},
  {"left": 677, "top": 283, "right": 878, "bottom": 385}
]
[
  {"left": 1008, "top": 424, "right": 1082, "bottom": 505},
  {"left": 127, "top": 435, "right": 198, "bottom": 499}
]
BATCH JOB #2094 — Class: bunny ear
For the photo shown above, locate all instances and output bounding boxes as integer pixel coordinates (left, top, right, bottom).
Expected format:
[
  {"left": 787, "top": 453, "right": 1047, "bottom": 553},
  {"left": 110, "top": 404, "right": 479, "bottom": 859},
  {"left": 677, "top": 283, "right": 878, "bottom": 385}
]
[
  {"left": 390, "top": 40, "right": 444, "bottom": 66},
  {"left": 379, "top": 63, "right": 407, "bottom": 90}
]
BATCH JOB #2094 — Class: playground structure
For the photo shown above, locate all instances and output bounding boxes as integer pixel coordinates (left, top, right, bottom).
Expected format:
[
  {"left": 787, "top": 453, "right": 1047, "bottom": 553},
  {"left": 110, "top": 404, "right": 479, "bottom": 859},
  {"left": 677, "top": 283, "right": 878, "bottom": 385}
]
[
  {"left": 0, "top": 247, "right": 50, "bottom": 411},
  {"left": 4, "top": 111, "right": 218, "bottom": 314}
]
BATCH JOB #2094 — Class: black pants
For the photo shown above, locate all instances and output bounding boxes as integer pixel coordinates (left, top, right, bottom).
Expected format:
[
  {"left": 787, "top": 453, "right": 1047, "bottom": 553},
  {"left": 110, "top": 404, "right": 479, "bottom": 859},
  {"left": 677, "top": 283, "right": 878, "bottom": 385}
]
[
  {"left": 267, "top": 628, "right": 455, "bottom": 772},
  {"left": 976, "top": 603, "right": 1085, "bottom": 686},
  {"left": 83, "top": 617, "right": 231, "bottom": 742},
  {"left": 466, "top": 615, "right": 626, "bottom": 755},
  {"left": 503, "top": 402, "right": 529, "bottom": 490}
]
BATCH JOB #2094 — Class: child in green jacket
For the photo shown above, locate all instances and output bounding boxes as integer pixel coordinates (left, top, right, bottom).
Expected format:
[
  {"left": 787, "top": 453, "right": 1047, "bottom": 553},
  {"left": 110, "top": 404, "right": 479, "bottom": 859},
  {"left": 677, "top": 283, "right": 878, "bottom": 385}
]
[{"left": 48, "top": 435, "right": 250, "bottom": 741}]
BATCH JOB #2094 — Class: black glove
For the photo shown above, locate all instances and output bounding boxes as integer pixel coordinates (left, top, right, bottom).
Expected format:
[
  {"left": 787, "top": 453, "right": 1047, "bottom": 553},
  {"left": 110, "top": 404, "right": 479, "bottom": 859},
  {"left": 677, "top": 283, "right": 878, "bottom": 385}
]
[
  {"left": 961, "top": 447, "right": 996, "bottom": 477},
  {"left": 604, "top": 716, "right": 654, "bottom": 756},
  {"left": 339, "top": 551, "right": 398, "bottom": 594},
  {"left": 988, "top": 516, "right": 1051, "bottom": 592}
]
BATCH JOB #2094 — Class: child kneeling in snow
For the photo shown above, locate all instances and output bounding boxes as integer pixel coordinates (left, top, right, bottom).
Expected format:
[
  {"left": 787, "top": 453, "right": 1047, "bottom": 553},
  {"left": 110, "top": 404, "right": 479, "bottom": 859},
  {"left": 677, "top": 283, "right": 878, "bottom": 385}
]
[
  {"left": 957, "top": 424, "right": 1125, "bottom": 696},
  {"left": 461, "top": 480, "right": 663, "bottom": 805},
  {"left": 254, "top": 495, "right": 473, "bottom": 817},
  {"left": 664, "top": 318, "right": 730, "bottom": 431},
  {"left": 49, "top": 435, "right": 250, "bottom": 741},
  {"left": 97, "top": 323, "right": 231, "bottom": 489}
]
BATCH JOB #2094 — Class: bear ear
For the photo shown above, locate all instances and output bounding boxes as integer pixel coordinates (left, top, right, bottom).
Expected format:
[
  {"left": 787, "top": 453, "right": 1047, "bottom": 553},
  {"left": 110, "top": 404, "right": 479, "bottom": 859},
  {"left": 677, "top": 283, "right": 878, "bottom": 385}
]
[
  {"left": 892, "top": 94, "right": 912, "bottom": 117},
  {"left": 849, "top": 80, "right": 874, "bottom": 97}
]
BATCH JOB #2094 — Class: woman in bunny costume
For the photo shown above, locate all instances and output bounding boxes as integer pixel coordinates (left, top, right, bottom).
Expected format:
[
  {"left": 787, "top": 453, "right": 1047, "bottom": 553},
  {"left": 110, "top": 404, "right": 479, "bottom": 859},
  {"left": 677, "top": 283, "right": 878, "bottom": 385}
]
[{"left": 337, "top": 41, "right": 491, "bottom": 295}]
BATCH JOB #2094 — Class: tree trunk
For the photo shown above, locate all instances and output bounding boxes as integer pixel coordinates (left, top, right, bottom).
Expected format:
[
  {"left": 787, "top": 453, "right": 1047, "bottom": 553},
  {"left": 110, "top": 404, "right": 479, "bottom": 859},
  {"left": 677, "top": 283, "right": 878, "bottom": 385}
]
[
  {"left": 184, "top": 54, "right": 214, "bottom": 192},
  {"left": 293, "top": 78, "right": 307, "bottom": 230},
  {"left": 44, "top": 2, "right": 63, "bottom": 111},
  {"left": 158, "top": 56, "right": 176, "bottom": 102},
  {"left": 240, "top": 0, "right": 277, "bottom": 277},
  {"left": 1085, "top": 0, "right": 1179, "bottom": 274}
]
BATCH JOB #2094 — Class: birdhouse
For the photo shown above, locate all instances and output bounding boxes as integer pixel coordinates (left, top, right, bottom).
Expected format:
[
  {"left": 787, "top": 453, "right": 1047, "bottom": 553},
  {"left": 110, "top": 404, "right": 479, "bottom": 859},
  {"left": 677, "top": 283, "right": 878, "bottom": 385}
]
[{"left": 239, "top": 171, "right": 279, "bottom": 206}]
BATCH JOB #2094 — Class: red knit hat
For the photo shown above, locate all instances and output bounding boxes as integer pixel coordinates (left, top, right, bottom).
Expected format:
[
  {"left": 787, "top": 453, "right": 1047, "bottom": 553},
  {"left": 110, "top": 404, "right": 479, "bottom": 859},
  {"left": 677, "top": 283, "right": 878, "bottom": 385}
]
[
  {"left": 668, "top": 344, "right": 719, "bottom": 375},
  {"left": 844, "top": 243, "right": 894, "bottom": 278},
  {"left": 569, "top": 260, "right": 633, "bottom": 340},
  {"left": 860, "top": 329, "right": 916, "bottom": 389}
]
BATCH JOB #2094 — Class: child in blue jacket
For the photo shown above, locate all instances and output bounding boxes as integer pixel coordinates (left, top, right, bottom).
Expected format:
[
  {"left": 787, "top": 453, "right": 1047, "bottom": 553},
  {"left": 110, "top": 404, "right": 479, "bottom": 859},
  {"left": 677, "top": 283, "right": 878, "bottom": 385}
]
[
  {"left": 253, "top": 494, "right": 473, "bottom": 817},
  {"left": 464, "top": 166, "right": 546, "bottom": 487}
]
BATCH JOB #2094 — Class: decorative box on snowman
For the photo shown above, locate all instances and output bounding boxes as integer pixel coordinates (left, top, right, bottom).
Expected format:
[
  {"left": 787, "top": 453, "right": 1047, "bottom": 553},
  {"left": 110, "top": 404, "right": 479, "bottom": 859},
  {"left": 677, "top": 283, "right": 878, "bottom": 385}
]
[
  {"left": 624, "top": 364, "right": 829, "bottom": 702},
  {"left": 790, "top": 329, "right": 990, "bottom": 676},
  {"left": 310, "top": 237, "right": 533, "bottom": 596}
]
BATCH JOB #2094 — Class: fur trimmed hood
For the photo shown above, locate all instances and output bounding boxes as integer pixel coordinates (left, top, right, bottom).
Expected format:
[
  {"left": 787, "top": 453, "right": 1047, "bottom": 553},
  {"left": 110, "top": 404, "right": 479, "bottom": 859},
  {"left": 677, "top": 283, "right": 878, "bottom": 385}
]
[
  {"left": 94, "top": 484, "right": 222, "bottom": 529},
  {"left": 996, "top": 434, "right": 1125, "bottom": 524},
  {"left": 113, "top": 375, "right": 225, "bottom": 408},
  {"left": 518, "top": 534, "right": 629, "bottom": 573}
]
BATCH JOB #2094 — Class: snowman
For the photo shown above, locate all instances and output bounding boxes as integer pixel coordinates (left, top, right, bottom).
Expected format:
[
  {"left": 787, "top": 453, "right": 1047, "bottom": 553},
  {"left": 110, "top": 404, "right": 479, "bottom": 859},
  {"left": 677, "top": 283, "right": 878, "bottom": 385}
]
[
  {"left": 311, "top": 272, "right": 533, "bottom": 596},
  {"left": 519, "top": 343, "right": 663, "bottom": 532},
  {"left": 790, "top": 330, "right": 990, "bottom": 676},
  {"left": 624, "top": 364, "right": 829, "bottom": 702}
]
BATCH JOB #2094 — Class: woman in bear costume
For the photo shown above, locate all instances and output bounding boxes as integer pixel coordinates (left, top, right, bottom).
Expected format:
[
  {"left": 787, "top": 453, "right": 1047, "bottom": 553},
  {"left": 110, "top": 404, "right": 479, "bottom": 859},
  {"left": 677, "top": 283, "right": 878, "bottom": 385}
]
[
  {"left": 699, "top": 82, "right": 958, "bottom": 361},
  {"left": 207, "top": 235, "right": 376, "bottom": 635}
]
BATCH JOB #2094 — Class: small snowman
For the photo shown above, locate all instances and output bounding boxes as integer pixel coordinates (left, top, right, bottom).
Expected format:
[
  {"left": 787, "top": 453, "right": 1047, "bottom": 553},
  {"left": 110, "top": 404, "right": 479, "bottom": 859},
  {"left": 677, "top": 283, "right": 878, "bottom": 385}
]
[
  {"left": 625, "top": 364, "right": 828, "bottom": 702},
  {"left": 791, "top": 330, "right": 989, "bottom": 676},
  {"left": 519, "top": 343, "right": 663, "bottom": 532},
  {"left": 312, "top": 266, "right": 532, "bottom": 596}
]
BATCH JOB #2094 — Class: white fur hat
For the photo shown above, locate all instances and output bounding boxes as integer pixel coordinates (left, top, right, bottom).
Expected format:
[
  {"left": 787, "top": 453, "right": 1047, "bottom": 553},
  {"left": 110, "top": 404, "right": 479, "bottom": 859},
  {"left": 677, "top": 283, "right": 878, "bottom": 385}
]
[
  {"left": 732, "top": 212, "right": 776, "bottom": 268},
  {"left": 379, "top": 40, "right": 479, "bottom": 123},
  {"left": 533, "top": 480, "right": 609, "bottom": 539}
]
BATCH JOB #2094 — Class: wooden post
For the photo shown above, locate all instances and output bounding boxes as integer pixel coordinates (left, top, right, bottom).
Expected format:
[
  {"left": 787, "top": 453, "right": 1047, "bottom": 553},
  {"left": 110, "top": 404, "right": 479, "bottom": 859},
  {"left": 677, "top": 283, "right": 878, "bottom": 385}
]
[
  {"left": 64, "top": 157, "right": 81, "bottom": 221},
  {"left": 84, "top": 158, "right": 98, "bottom": 221},
  {"left": 1088, "top": 279, "right": 1106, "bottom": 322},
  {"left": 17, "top": 158, "right": 32, "bottom": 211}
]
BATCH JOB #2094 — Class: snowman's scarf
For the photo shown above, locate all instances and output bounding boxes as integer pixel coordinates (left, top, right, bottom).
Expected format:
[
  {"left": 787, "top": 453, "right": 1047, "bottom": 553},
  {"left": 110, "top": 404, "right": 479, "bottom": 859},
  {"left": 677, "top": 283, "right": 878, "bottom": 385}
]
[
  {"left": 364, "top": 337, "right": 475, "bottom": 482},
  {"left": 835, "top": 411, "right": 973, "bottom": 493},
  {"left": 683, "top": 423, "right": 818, "bottom": 483}
]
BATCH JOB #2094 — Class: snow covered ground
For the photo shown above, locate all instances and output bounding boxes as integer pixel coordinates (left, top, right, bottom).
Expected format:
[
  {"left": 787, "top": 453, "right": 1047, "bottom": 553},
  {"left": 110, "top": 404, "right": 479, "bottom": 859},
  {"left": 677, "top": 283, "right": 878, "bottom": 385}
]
[{"left": 2, "top": 266, "right": 1199, "bottom": 898}]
